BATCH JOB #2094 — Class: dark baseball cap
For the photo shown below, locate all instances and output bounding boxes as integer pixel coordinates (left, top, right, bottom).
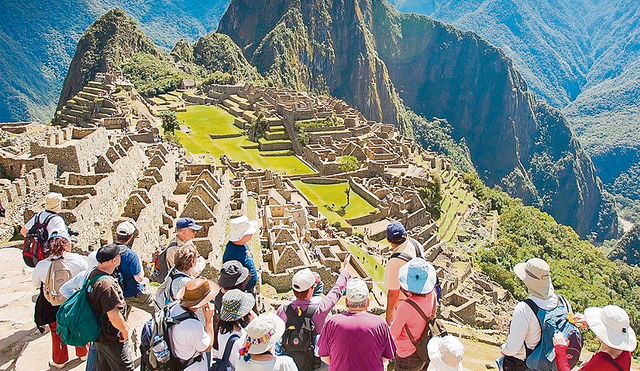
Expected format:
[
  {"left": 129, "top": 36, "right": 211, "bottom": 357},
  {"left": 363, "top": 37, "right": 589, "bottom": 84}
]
[
  {"left": 176, "top": 217, "right": 203, "bottom": 230},
  {"left": 96, "top": 244, "right": 127, "bottom": 263},
  {"left": 218, "top": 260, "right": 249, "bottom": 289},
  {"left": 386, "top": 221, "right": 406, "bottom": 243}
]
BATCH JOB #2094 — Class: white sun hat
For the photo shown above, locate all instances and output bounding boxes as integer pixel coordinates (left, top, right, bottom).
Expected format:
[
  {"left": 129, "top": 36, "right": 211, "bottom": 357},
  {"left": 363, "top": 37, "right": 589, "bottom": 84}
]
[
  {"left": 227, "top": 216, "right": 259, "bottom": 242},
  {"left": 428, "top": 335, "right": 465, "bottom": 371},
  {"left": 513, "top": 258, "right": 553, "bottom": 300},
  {"left": 584, "top": 305, "right": 637, "bottom": 352}
]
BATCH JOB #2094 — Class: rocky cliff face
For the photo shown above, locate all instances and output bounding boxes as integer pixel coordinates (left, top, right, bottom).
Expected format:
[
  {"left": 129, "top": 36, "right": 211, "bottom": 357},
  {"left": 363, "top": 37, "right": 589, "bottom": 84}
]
[
  {"left": 57, "top": 8, "right": 162, "bottom": 110},
  {"left": 217, "top": 0, "right": 618, "bottom": 240},
  {"left": 610, "top": 224, "right": 640, "bottom": 266}
]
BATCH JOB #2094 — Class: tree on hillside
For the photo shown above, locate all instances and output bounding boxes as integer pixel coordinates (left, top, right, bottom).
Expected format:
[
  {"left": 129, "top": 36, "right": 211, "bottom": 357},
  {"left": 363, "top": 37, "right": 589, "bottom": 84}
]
[
  {"left": 338, "top": 155, "right": 359, "bottom": 173},
  {"left": 248, "top": 111, "right": 268, "bottom": 142},
  {"left": 418, "top": 172, "right": 443, "bottom": 220},
  {"left": 159, "top": 110, "right": 179, "bottom": 134}
]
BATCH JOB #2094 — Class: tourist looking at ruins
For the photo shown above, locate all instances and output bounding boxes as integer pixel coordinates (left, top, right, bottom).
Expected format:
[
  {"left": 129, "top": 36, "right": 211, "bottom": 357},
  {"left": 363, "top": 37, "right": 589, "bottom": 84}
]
[
  {"left": 31, "top": 231, "right": 88, "bottom": 369},
  {"left": 212, "top": 260, "right": 250, "bottom": 350},
  {"left": 500, "top": 258, "right": 573, "bottom": 371},
  {"left": 169, "top": 277, "right": 217, "bottom": 371},
  {"left": 216, "top": 289, "right": 257, "bottom": 369},
  {"left": 427, "top": 335, "right": 465, "bottom": 371},
  {"left": 276, "top": 255, "right": 351, "bottom": 370},
  {"left": 390, "top": 257, "right": 438, "bottom": 371},
  {"left": 317, "top": 278, "right": 396, "bottom": 371},
  {"left": 384, "top": 221, "right": 424, "bottom": 325},
  {"left": 236, "top": 313, "right": 299, "bottom": 371},
  {"left": 113, "top": 221, "right": 155, "bottom": 316},
  {"left": 552, "top": 305, "right": 636, "bottom": 371},
  {"left": 223, "top": 216, "right": 259, "bottom": 292},
  {"left": 165, "top": 217, "right": 203, "bottom": 270},
  {"left": 87, "top": 244, "right": 134, "bottom": 371},
  {"left": 21, "top": 192, "right": 69, "bottom": 238},
  {"left": 156, "top": 243, "right": 204, "bottom": 310}
]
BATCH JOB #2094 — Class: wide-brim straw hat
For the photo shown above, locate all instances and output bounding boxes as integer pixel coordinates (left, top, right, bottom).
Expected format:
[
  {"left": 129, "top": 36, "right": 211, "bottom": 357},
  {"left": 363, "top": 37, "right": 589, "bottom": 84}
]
[
  {"left": 514, "top": 258, "right": 553, "bottom": 299},
  {"left": 45, "top": 192, "right": 67, "bottom": 213},
  {"left": 176, "top": 278, "right": 216, "bottom": 309},
  {"left": 240, "top": 312, "right": 286, "bottom": 355},
  {"left": 585, "top": 305, "right": 637, "bottom": 352},
  {"left": 227, "top": 216, "right": 259, "bottom": 241},
  {"left": 428, "top": 336, "right": 464, "bottom": 371}
]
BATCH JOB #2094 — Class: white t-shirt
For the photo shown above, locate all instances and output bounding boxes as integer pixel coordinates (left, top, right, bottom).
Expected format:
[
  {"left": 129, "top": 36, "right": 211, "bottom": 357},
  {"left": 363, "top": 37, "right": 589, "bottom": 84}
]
[
  {"left": 24, "top": 211, "right": 67, "bottom": 237},
  {"left": 168, "top": 304, "right": 211, "bottom": 371},
  {"left": 235, "top": 355, "right": 299, "bottom": 371},
  {"left": 32, "top": 252, "right": 88, "bottom": 288},
  {"left": 501, "top": 293, "right": 571, "bottom": 360},
  {"left": 216, "top": 329, "right": 246, "bottom": 369}
]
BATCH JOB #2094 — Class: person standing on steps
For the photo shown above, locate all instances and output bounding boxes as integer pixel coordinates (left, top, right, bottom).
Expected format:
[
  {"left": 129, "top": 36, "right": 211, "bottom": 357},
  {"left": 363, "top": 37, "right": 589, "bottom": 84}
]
[
  {"left": 553, "top": 305, "right": 636, "bottom": 371},
  {"left": 32, "top": 231, "right": 88, "bottom": 369},
  {"left": 21, "top": 192, "right": 69, "bottom": 238},
  {"left": 390, "top": 258, "right": 438, "bottom": 371},
  {"left": 223, "top": 216, "right": 259, "bottom": 293},
  {"left": 166, "top": 217, "right": 202, "bottom": 270},
  {"left": 156, "top": 244, "right": 205, "bottom": 310},
  {"left": 384, "top": 221, "right": 424, "bottom": 325},
  {"left": 88, "top": 244, "right": 134, "bottom": 371}
]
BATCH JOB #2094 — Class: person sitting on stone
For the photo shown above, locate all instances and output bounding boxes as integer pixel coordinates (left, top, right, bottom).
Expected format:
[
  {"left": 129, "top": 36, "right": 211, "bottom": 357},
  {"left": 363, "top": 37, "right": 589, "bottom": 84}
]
[
  {"left": 552, "top": 305, "right": 636, "bottom": 371},
  {"left": 166, "top": 217, "right": 203, "bottom": 270},
  {"left": 32, "top": 231, "right": 88, "bottom": 369},
  {"left": 501, "top": 258, "right": 574, "bottom": 371},
  {"left": 390, "top": 257, "right": 438, "bottom": 371},
  {"left": 317, "top": 278, "right": 396, "bottom": 371},
  {"left": 223, "top": 216, "right": 259, "bottom": 293},
  {"left": 113, "top": 221, "right": 154, "bottom": 317},
  {"left": 384, "top": 221, "right": 424, "bottom": 325},
  {"left": 156, "top": 243, "right": 205, "bottom": 310},
  {"left": 236, "top": 313, "right": 299, "bottom": 371}
]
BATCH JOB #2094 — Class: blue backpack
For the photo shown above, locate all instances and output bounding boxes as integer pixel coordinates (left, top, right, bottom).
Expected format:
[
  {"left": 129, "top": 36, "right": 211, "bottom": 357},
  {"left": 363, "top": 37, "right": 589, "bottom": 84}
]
[
  {"left": 210, "top": 334, "right": 240, "bottom": 371},
  {"left": 524, "top": 296, "right": 583, "bottom": 371}
]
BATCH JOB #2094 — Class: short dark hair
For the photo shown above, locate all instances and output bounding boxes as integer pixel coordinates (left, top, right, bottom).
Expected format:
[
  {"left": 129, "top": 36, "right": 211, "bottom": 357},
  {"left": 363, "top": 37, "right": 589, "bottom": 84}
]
[
  {"left": 116, "top": 234, "right": 132, "bottom": 244},
  {"left": 218, "top": 315, "right": 251, "bottom": 334}
]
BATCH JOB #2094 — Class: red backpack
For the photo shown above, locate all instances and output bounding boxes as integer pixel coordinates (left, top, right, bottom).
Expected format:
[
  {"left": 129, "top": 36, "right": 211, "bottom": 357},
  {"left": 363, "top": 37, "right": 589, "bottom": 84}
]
[{"left": 22, "top": 213, "right": 57, "bottom": 267}]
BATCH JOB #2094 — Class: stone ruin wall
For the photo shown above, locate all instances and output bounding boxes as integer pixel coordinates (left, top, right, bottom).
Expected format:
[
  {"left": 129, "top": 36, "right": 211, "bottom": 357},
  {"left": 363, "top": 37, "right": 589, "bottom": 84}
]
[{"left": 30, "top": 128, "right": 110, "bottom": 174}]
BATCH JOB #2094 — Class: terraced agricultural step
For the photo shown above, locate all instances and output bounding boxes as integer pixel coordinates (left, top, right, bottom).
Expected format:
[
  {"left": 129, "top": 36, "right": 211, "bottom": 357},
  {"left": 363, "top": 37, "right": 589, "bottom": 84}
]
[
  {"left": 234, "top": 117, "right": 249, "bottom": 130},
  {"left": 258, "top": 138, "right": 293, "bottom": 151},
  {"left": 268, "top": 124, "right": 285, "bottom": 131},
  {"left": 78, "top": 91, "right": 99, "bottom": 100},
  {"left": 243, "top": 111, "right": 257, "bottom": 122},
  {"left": 240, "top": 143, "right": 260, "bottom": 150},
  {"left": 264, "top": 131, "right": 289, "bottom": 140},
  {"left": 223, "top": 99, "right": 239, "bottom": 109},
  {"left": 84, "top": 86, "right": 106, "bottom": 95},
  {"left": 260, "top": 150, "right": 295, "bottom": 156}
]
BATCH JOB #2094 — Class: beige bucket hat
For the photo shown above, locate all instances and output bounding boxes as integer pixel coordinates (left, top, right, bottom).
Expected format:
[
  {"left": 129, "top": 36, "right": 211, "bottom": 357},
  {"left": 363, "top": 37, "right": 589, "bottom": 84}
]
[
  {"left": 514, "top": 258, "right": 553, "bottom": 299},
  {"left": 45, "top": 192, "right": 67, "bottom": 213}
]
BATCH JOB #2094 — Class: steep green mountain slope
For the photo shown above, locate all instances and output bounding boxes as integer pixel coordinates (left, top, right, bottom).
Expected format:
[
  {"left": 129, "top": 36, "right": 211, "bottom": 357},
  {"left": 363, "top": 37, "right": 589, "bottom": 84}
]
[
  {"left": 217, "top": 0, "right": 618, "bottom": 241},
  {"left": 610, "top": 224, "right": 640, "bottom": 267},
  {"left": 389, "top": 0, "right": 640, "bottom": 222},
  {"left": 0, "top": 0, "right": 230, "bottom": 122}
]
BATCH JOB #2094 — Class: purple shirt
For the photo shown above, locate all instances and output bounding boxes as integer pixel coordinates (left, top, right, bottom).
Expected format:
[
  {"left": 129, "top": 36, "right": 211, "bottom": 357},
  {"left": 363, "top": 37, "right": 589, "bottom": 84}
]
[
  {"left": 276, "top": 269, "right": 350, "bottom": 333},
  {"left": 318, "top": 311, "right": 396, "bottom": 371}
]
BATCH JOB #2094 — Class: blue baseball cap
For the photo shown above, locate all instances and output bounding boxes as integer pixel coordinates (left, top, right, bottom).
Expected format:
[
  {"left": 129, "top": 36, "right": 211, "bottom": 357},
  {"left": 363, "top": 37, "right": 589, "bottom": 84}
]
[
  {"left": 398, "top": 258, "right": 437, "bottom": 295},
  {"left": 176, "top": 217, "right": 203, "bottom": 231},
  {"left": 386, "top": 221, "right": 406, "bottom": 243}
]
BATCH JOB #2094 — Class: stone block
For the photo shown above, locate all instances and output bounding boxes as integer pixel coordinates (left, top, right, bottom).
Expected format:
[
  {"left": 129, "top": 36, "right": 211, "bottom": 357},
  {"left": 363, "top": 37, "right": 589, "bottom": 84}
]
[
  {"left": 144, "top": 167, "right": 163, "bottom": 183},
  {"left": 12, "top": 179, "right": 26, "bottom": 197},
  {"left": 114, "top": 143, "right": 127, "bottom": 157},
  {"left": 193, "top": 220, "right": 214, "bottom": 238},
  {"left": 119, "top": 135, "right": 134, "bottom": 151},
  {"left": 181, "top": 196, "right": 214, "bottom": 220},
  {"left": 165, "top": 205, "right": 178, "bottom": 219},
  {"left": 94, "top": 155, "right": 114, "bottom": 174},
  {"left": 275, "top": 246, "right": 304, "bottom": 274},
  {"left": 167, "top": 199, "right": 179, "bottom": 210},
  {"left": 5, "top": 184, "right": 18, "bottom": 202},
  {"left": 123, "top": 194, "right": 146, "bottom": 220},
  {"left": 186, "top": 180, "right": 219, "bottom": 210},
  {"left": 138, "top": 176, "right": 159, "bottom": 191},
  {"left": 193, "top": 169, "right": 221, "bottom": 191},
  {"left": 192, "top": 238, "right": 213, "bottom": 258},
  {"left": 149, "top": 154, "right": 166, "bottom": 169},
  {"left": 105, "top": 146, "right": 121, "bottom": 163},
  {"left": 132, "top": 189, "right": 151, "bottom": 204},
  {"left": 162, "top": 213, "right": 173, "bottom": 228}
]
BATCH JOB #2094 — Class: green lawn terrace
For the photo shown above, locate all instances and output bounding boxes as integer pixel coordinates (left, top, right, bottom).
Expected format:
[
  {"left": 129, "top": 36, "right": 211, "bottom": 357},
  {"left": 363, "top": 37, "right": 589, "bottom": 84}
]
[
  {"left": 175, "top": 105, "right": 314, "bottom": 175},
  {"left": 437, "top": 169, "right": 474, "bottom": 244},
  {"left": 146, "top": 90, "right": 186, "bottom": 115}
]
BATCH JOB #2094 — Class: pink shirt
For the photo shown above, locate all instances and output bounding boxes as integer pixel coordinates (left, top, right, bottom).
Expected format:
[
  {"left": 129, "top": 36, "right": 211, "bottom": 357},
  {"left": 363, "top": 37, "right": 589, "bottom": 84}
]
[{"left": 390, "top": 292, "right": 437, "bottom": 358}]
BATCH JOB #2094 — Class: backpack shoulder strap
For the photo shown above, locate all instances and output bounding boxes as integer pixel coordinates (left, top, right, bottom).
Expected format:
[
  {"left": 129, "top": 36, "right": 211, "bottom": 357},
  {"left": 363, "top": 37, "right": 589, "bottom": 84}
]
[
  {"left": 304, "top": 303, "right": 318, "bottom": 318},
  {"left": 390, "top": 252, "right": 412, "bottom": 262},
  {"left": 403, "top": 298, "right": 432, "bottom": 346},
  {"left": 42, "top": 212, "right": 57, "bottom": 226},
  {"left": 602, "top": 353, "right": 625, "bottom": 371},
  {"left": 409, "top": 238, "right": 423, "bottom": 258},
  {"left": 222, "top": 334, "right": 241, "bottom": 361}
]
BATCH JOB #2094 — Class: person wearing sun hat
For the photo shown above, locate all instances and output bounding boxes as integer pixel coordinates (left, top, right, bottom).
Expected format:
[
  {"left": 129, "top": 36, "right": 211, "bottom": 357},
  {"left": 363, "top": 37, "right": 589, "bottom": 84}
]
[
  {"left": 20, "top": 192, "right": 69, "bottom": 239},
  {"left": 501, "top": 258, "right": 574, "bottom": 371},
  {"left": 390, "top": 258, "right": 438, "bottom": 371},
  {"left": 427, "top": 335, "right": 465, "bottom": 371},
  {"left": 552, "top": 305, "right": 636, "bottom": 371},
  {"left": 216, "top": 289, "right": 257, "bottom": 369},
  {"left": 223, "top": 216, "right": 260, "bottom": 292},
  {"left": 168, "top": 278, "right": 217, "bottom": 371},
  {"left": 236, "top": 313, "right": 298, "bottom": 370}
]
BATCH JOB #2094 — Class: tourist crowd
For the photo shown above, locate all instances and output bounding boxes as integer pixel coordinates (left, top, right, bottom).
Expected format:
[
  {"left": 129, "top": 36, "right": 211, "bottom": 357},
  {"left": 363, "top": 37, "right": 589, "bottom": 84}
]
[{"left": 25, "top": 192, "right": 638, "bottom": 371}]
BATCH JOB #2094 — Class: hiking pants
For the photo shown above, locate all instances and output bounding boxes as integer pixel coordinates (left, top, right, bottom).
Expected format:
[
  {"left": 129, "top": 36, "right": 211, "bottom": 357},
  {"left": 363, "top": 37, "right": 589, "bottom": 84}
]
[
  {"left": 394, "top": 352, "right": 427, "bottom": 371},
  {"left": 49, "top": 322, "right": 88, "bottom": 364},
  {"left": 124, "top": 292, "right": 155, "bottom": 319},
  {"left": 85, "top": 343, "right": 96, "bottom": 371},
  {"left": 95, "top": 340, "right": 134, "bottom": 371}
]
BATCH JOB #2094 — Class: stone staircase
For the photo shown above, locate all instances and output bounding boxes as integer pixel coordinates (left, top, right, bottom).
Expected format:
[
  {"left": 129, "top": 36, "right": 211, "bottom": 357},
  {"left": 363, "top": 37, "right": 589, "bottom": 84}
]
[{"left": 54, "top": 80, "right": 123, "bottom": 127}]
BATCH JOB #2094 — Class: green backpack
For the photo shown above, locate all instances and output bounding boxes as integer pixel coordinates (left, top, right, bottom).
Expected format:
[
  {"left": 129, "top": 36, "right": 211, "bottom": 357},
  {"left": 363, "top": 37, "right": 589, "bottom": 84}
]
[{"left": 56, "top": 273, "right": 109, "bottom": 347}]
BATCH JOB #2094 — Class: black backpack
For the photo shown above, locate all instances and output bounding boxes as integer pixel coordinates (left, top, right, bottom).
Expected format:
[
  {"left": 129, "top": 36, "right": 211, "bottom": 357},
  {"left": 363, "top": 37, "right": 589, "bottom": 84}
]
[
  {"left": 23, "top": 212, "right": 59, "bottom": 267},
  {"left": 282, "top": 304, "right": 320, "bottom": 371},
  {"left": 210, "top": 334, "right": 240, "bottom": 371},
  {"left": 152, "top": 241, "right": 178, "bottom": 283},
  {"left": 140, "top": 303, "right": 203, "bottom": 371}
]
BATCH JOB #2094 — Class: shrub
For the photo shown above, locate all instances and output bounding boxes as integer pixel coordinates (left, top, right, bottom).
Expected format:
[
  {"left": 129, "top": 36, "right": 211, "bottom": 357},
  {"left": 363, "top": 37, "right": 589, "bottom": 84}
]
[
  {"left": 330, "top": 221, "right": 342, "bottom": 229},
  {"left": 159, "top": 110, "right": 179, "bottom": 134},
  {"left": 338, "top": 155, "right": 359, "bottom": 172}
]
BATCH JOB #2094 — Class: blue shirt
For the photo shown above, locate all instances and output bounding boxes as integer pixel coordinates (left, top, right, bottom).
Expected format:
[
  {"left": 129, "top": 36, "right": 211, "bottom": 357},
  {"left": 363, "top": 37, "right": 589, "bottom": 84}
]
[
  {"left": 117, "top": 245, "right": 144, "bottom": 298},
  {"left": 222, "top": 241, "right": 257, "bottom": 292}
]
